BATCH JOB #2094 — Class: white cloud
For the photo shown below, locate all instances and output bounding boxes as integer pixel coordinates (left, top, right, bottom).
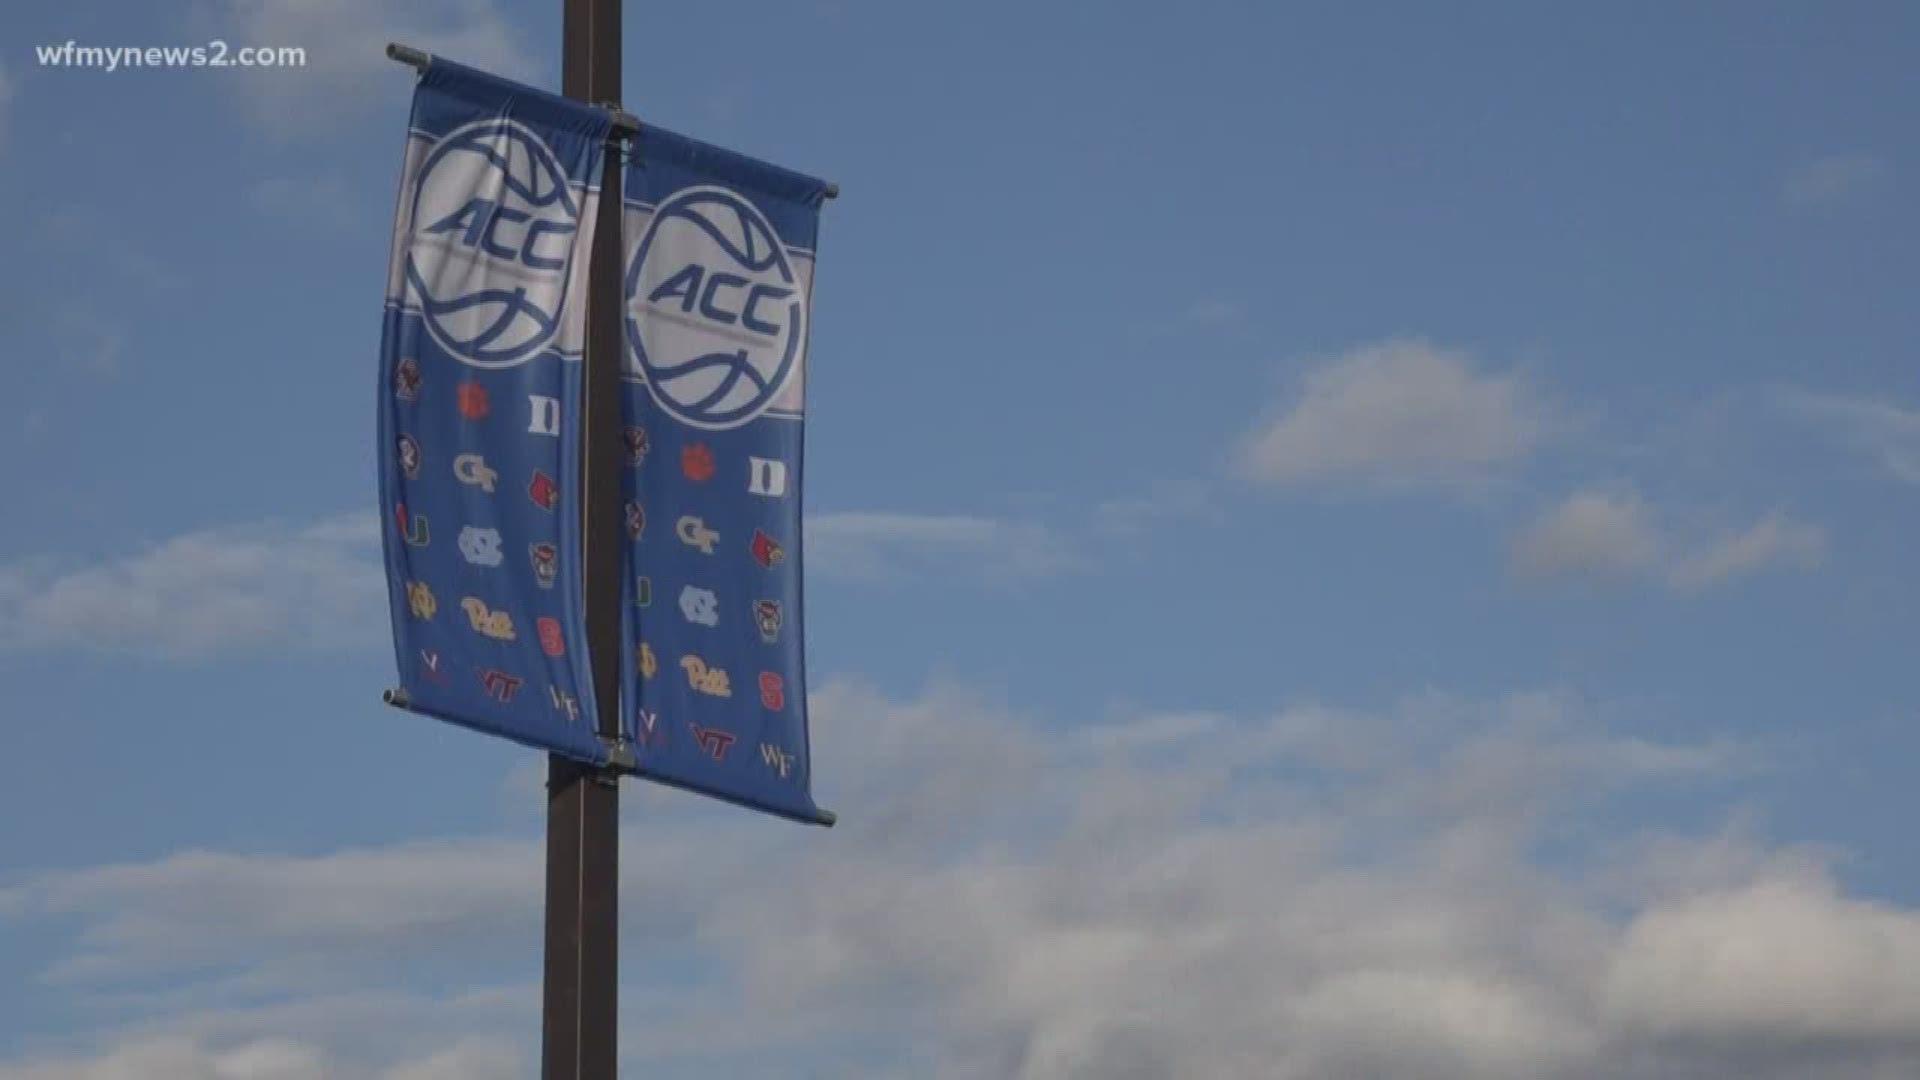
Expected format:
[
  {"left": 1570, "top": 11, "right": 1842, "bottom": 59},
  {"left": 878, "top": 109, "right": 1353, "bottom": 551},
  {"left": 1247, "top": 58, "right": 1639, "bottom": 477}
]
[
  {"left": 1238, "top": 338, "right": 1551, "bottom": 494},
  {"left": 1509, "top": 489, "right": 1662, "bottom": 582},
  {"left": 1783, "top": 153, "right": 1892, "bottom": 208},
  {"left": 0, "top": 511, "right": 382, "bottom": 660},
  {"left": 1669, "top": 512, "right": 1827, "bottom": 592},
  {"left": 807, "top": 511, "right": 1073, "bottom": 581},
  {"left": 1511, "top": 489, "right": 1826, "bottom": 592},
  {"left": 192, "top": 0, "right": 540, "bottom": 136},
  {"left": 0, "top": 1034, "right": 524, "bottom": 1080},
  {"left": 13, "top": 681, "right": 1910, "bottom": 1078},
  {"left": 1780, "top": 389, "right": 1920, "bottom": 485}
]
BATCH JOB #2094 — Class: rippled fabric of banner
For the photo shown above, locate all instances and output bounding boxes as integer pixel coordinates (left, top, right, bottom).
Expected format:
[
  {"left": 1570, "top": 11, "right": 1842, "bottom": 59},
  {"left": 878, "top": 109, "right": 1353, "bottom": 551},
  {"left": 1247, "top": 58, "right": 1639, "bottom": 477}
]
[
  {"left": 377, "top": 59, "right": 612, "bottom": 764},
  {"left": 617, "top": 126, "right": 834, "bottom": 825}
]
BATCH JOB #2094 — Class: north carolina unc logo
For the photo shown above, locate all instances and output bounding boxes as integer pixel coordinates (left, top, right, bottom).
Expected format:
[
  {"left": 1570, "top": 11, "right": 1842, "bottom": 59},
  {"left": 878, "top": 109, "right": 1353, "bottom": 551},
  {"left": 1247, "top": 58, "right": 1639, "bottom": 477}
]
[
  {"left": 407, "top": 119, "right": 580, "bottom": 369},
  {"left": 625, "top": 186, "right": 805, "bottom": 429}
]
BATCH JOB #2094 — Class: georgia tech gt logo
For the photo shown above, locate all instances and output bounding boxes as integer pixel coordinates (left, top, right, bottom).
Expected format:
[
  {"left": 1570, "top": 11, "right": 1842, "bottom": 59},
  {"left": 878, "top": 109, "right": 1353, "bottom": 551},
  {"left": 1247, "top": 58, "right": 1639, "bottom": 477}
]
[
  {"left": 461, "top": 597, "right": 516, "bottom": 640},
  {"left": 680, "top": 655, "right": 732, "bottom": 697},
  {"left": 407, "top": 119, "right": 580, "bottom": 368},
  {"left": 454, "top": 453, "right": 498, "bottom": 493},
  {"left": 625, "top": 186, "right": 806, "bottom": 430},
  {"left": 677, "top": 515, "right": 720, "bottom": 554}
]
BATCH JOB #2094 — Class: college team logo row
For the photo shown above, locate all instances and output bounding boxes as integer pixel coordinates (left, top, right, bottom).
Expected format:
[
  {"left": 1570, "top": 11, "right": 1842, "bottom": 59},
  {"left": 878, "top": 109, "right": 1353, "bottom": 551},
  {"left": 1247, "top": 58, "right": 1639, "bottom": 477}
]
[
  {"left": 393, "top": 359, "right": 581, "bottom": 728},
  {"left": 626, "top": 430, "right": 798, "bottom": 774}
]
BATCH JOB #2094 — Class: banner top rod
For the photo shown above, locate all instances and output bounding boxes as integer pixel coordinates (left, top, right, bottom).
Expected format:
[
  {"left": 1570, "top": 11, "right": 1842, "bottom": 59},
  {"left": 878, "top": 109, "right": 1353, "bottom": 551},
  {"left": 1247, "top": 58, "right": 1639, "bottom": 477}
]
[
  {"left": 381, "top": 41, "right": 837, "bottom": 199},
  {"left": 384, "top": 42, "right": 640, "bottom": 136}
]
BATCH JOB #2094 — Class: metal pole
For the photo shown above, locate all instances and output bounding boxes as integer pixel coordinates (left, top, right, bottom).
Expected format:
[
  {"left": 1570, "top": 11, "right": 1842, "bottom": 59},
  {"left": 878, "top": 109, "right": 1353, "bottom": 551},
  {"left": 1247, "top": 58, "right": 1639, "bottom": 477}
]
[{"left": 546, "top": 0, "right": 624, "bottom": 1075}]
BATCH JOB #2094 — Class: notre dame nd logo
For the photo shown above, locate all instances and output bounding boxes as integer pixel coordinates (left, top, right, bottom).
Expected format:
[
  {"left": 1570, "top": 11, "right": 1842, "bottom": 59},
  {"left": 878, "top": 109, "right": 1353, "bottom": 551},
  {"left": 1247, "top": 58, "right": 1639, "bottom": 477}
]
[{"left": 625, "top": 186, "right": 806, "bottom": 430}]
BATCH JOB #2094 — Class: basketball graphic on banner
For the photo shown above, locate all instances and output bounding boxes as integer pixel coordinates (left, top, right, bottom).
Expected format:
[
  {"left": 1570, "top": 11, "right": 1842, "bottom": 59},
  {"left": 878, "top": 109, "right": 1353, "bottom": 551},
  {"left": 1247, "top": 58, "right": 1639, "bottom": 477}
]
[
  {"left": 406, "top": 119, "right": 581, "bottom": 368},
  {"left": 625, "top": 186, "right": 805, "bottom": 429}
]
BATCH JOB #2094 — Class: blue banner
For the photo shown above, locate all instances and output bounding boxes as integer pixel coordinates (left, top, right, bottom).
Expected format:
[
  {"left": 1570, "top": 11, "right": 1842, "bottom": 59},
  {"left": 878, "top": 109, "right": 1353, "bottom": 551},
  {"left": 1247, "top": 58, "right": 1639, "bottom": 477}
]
[
  {"left": 618, "top": 125, "right": 833, "bottom": 825},
  {"left": 378, "top": 59, "right": 612, "bottom": 764}
]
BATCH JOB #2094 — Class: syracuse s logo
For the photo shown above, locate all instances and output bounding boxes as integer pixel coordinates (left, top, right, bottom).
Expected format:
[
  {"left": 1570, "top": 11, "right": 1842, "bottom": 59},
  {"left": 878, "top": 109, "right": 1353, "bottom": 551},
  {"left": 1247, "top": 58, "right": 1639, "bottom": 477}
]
[
  {"left": 407, "top": 119, "right": 580, "bottom": 368},
  {"left": 624, "top": 186, "right": 806, "bottom": 429}
]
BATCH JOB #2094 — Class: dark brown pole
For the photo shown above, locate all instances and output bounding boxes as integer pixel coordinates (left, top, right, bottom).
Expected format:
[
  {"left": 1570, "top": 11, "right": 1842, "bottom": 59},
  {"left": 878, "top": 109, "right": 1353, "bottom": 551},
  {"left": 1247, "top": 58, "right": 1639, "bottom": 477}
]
[{"left": 547, "top": 0, "right": 624, "bottom": 1075}]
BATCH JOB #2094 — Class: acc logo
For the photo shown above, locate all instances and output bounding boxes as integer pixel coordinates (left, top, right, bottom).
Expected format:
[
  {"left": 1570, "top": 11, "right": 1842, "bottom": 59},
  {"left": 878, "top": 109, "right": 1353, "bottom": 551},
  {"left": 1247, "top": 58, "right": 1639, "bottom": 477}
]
[
  {"left": 407, "top": 119, "right": 580, "bottom": 368},
  {"left": 759, "top": 672, "right": 785, "bottom": 711},
  {"left": 397, "top": 435, "right": 421, "bottom": 479},
  {"left": 677, "top": 515, "right": 720, "bottom": 554},
  {"left": 530, "top": 542, "right": 557, "bottom": 589},
  {"left": 406, "top": 581, "right": 437, "bottom": 619},
  {"left": 395, "top": 358, "right": 422, "bottom": 402},
  {"left": 454, "top": 453, "right": 498, "bottom": 493},
  {"left": 681, "top": 655, "right": 732, "bottom": 697},
  {"left": 636, "top": 642, "right": 658, "bottom": 680},
  {"left": 461, "top": 597, "right": 516, "bottom": 640},
  {"left": 625, "top": 186, "right": 806, "bottom": 429},
  {"left": 679, "top": 585, "right": 719, "bottom": 627},
  {"left": 458, "top": 526, "right": 503, "bottom": 567},
  {"left": 753, "top": 599, "right": 782, "bottom": 643}
]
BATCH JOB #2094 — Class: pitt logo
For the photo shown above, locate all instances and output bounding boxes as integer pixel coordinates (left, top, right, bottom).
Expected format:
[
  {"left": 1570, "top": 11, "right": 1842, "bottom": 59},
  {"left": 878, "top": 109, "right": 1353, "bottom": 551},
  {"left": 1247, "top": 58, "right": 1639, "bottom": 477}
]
[
  {"left": 690, "top": 722, "right": 736, "bottom": 762},
  {"left": 680, "top": 655, "right": 732, "bottom": 697},
  {"left": 760, "top": 743, "right": 795, "bottom": 779},
  {"left": 406, "top": 581, "right": 437, "bottom": 619},
  {"left": 479, "top": 668, "right": 523, "bottom": 702},
  {"left": 624, "top": 186, "right": 806, "bottom": 430},
  {"left": 677, "top": 515, "right": 720, "bottom": 554},
  {"left": 461, "top": 598, "right": 516, "bottom": 640},
  {"left": 453, "top": 453, "right": 498, "bottom": 493},
  {"left": 408, "top": 120, "right": 580, "bottom": 368}
]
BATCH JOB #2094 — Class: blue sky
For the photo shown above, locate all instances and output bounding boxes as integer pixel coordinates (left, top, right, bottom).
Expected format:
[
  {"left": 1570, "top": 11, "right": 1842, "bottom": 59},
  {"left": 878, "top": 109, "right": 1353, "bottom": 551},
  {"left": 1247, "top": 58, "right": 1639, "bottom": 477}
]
[{"left": 1, "top": 2, "right": 1917, "bottom": 1077}]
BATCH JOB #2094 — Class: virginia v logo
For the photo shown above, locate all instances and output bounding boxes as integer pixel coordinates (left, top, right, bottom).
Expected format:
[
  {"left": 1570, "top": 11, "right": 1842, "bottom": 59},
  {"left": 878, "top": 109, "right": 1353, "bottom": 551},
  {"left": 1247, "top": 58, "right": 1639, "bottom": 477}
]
[
  {"left": 407, "top": 120, "right": 581, "bottom": 368},
  {"left": 625, "top": 186, "right": 805, "bottom": 429}
]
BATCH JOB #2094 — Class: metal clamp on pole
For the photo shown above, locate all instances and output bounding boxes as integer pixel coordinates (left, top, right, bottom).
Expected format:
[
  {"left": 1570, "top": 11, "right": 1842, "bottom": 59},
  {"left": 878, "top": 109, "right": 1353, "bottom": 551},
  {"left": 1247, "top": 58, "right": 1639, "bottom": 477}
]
[{"left": 382, "top": 688, "right": 411, "bottom": 708}]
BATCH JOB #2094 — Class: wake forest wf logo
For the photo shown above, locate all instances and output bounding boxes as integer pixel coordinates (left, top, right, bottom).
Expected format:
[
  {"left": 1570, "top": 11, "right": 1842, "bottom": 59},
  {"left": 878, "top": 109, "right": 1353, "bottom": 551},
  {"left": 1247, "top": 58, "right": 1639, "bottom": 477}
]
[
  {"left": 407, "top": 120, "right": 581, "bottom": 368},
  {"left": 625, "top": 186, "right": 805, "bottom": 430}
]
